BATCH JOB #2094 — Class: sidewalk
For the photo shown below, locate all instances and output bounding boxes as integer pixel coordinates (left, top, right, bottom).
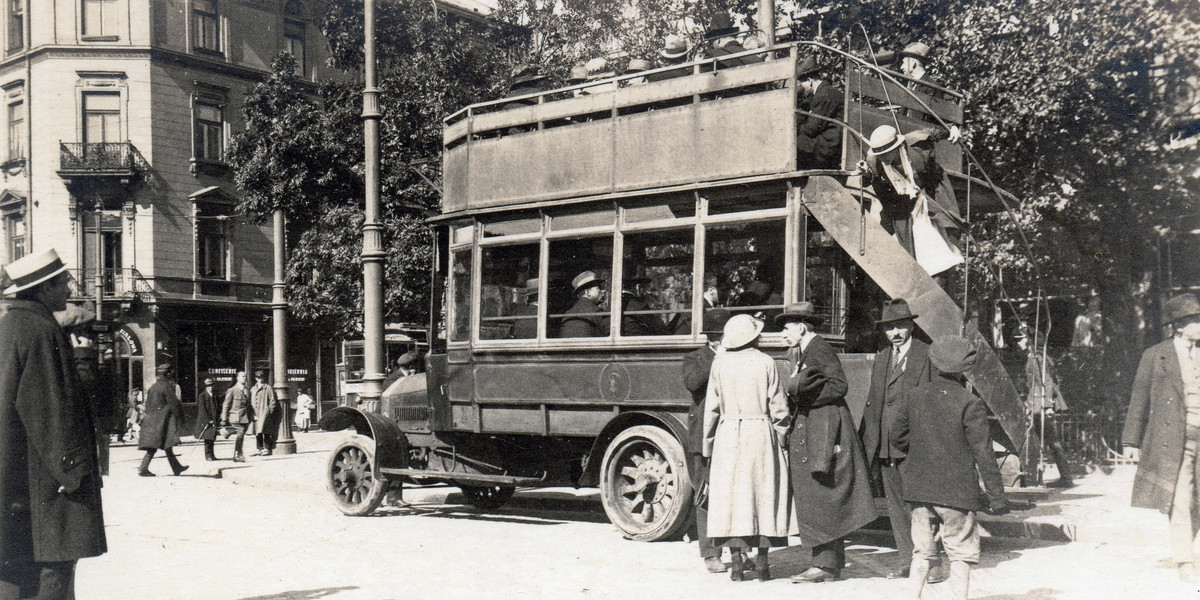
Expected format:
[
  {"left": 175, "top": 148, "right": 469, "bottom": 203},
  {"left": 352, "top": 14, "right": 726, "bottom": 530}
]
[{"left": 106, "top": 431, "right": 1170, "bottom": 548}]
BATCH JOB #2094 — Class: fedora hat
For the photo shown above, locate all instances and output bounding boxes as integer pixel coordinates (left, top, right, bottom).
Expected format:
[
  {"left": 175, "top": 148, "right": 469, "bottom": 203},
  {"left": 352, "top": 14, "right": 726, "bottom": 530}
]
[
  {"left": 795, "top": 55, "right": 822, "bottom": 78},
  {"left": 522, "top": 277, "right": 540, "bottom": 297},
  {"left": 702, "top": 308, "right": 732, "bottom": 335},
  {"left": 929, "top": 336, "right": 977, "bottom": 375},
  {"left": 1163, "top": 293, "right": 1200, "bottom": 325},
  {"left": 566, "top": 63, "right": 589, "bottom": 84},
  {"left": 203, "top": 378, "right": 215, "bottom": 386},
  {"left": 775, "top": 302, "right": 824, "bottom": 327},
  {"left": 900, "top": 41, "right": 931, "bottom": 60},
  {"left": 156, "top": 362, "right": 174, "bottom": 375},
  {"left": 572, "top": 270, "right": 605, "bottom": 293},
  {"left": 867, "top": 125, "right": 905, "bottom": 156},
  {"left": 627, "top": 266, "right": 652, "bottom": 286},
  {"left": 721, "top": 314, "right": 764, "bottom": 349},
  {"left": 876, "top": 298, "right": 919, "bottom": 324},
  {"left": 397, "top": 351, "right": 419, "bottom": 367},
  {"left": 3, "top": 248, "right": 68, "bottom": 295},
  {"left": 660, "top": 34, "right": 691, "bottom": 60},
  {"left": 704, "top": 12, "right": 739, "bottom": 40},
  {"left": 510, "top": 63, "right": 547, "bottom": 86}
]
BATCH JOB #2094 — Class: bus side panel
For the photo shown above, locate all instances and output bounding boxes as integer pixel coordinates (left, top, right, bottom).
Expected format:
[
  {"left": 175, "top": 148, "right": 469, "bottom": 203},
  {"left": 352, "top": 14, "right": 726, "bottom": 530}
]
[{"left": 471, "top": 358, "right": 691, "bottom": 405}]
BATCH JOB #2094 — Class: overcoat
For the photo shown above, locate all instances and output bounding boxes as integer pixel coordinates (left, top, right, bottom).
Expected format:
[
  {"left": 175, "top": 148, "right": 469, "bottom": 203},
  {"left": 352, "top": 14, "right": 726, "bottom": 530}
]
[
  {"left": 1123, "top": 339, "right": 1195, "bottom": 512},
  {"left": 222, "top": 384, "right": 252, "bottom": 425},
  {"left": 139, "top": 377, "right": 182, "bottom": 451},
  {"left": 250, "top": 382, "right": 277, "bottom": 436},
  {"left": 0, "top": 299, "right": 107, "bottom": 563},
  {"left": 796, "top": 81, "right": 844, "bottom": 168},
  {"left": 682, "top": 344, "right": 716, "bottom": 489},
  {"left": 194, "top": 388, "right": 220, "bottom": 441},
  {"left": 702, "top": 347, "right": 797, "bottom": 539},
  {"left": 892, "top": 375, "right": 1006, "bottom": 512},
  {"left": 786, "top": 335, "right": 877, "bottom": 547},
  {"left": 560, "top": 297, "right": 608, "bottom": 338},
  {"left": 859, "top": 339, "right": 933, "bottom": 463},
  {"left": 1024, "top": 353, "right": 1068, "bottom": 413}
]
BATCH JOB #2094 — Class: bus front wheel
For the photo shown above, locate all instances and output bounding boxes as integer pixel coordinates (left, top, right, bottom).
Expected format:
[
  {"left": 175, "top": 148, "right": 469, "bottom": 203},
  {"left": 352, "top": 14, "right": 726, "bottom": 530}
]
[
  {"left": 326, "top": 436, "right": 388, "bottom": 516},
  {"left": 599, "top": 425, "right": 692, "bottom": 541}
]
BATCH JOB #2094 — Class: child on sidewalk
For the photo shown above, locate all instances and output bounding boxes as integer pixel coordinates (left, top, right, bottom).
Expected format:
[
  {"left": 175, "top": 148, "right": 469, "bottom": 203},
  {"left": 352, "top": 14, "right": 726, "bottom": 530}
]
[{"left": 892, "top": 336, "right": 1009, "bottom": 600}]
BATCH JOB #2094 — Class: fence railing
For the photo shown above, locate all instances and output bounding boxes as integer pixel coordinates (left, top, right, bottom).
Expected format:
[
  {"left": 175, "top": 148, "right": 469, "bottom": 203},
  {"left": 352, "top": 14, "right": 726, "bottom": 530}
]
[
  {"left": 68, "top": 269, "right": 270, "bottom": 303},
  {"left": 1046, "top": 410, "right": 1134, "bottom": 465},
  {"left": 59, "top": 142, "right": 141, "bottom": 172}
]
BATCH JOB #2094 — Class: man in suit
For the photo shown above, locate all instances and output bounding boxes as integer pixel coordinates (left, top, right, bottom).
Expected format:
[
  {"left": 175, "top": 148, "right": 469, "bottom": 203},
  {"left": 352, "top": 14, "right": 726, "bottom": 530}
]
[
  {"left": 250, "top": 369, "right": 278, "bottom": 456},
  {"left": 511, "top": 278, "right": 539, "bottom": 339},
  {"left": 778, "top": 303, "right": 876, "bottom": 583},
  {"left": 1124, "top": 293, "right": 1200, "bottom": 582},
  {"left": 221, "top": 370, "right": 252, "bottom": 462},
  {"left": 859, "top": 298, "right": 945, "bottom": 581},
  {"left": 795, "top": 56, "right": 844, "bottom": 169},
  {"left": 681, "top": 308, "right": 732, "bottom": 573},
  {"left": 560, "top": 271, "right": 609, "bottom": 337},
  {"left": 0, "top": 249, "right": 107, "bottom": 598}
]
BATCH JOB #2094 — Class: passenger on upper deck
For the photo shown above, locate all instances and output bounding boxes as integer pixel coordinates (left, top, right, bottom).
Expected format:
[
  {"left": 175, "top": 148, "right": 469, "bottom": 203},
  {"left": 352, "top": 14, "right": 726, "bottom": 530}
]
[
  {"left": 865, "top": 124, "right": 964, "bottom": 264},
  {"left": 701, "top": 13, "right": 764, "bottom": 69},
  {"left": 565, "top": 63, "right": 589, "bottom": 97},
  {"left": 582, "top": 57, "right": 618, "bottom": 95},
  {"left": 899, "top": 42, "right": 932, "bottom": 86},
  {"left": 646, "top": 34, "right": 693, "bottom": 83},
  {"left": 794, "top": 55, "right": 845, "bottom": 170},
  {"left": 623, "top": 59, "right": 652, "bottom": 86},
  {"left": 504, "top": 64, "right": 550, "bottom": 106},
  {"left": 560, "top": 271, "right": 610, "bottom": 337}
]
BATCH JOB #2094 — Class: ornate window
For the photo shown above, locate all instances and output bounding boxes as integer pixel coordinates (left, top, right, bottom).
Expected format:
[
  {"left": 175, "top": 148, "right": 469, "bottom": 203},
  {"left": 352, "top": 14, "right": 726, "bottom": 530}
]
[
  {"left": 193, "top": 0, "right": 220, "bottom": 53},
  {"left": 82, "top": 91, "right": 121, "bottom": 145}
]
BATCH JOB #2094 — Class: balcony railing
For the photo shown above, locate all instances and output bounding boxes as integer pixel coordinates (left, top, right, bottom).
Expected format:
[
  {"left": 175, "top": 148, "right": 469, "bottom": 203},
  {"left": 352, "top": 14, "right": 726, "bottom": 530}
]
[
  {"left": 58, "top": 142, "right": 141, "bottom": 173},
  {"left": 68, "top": 269, "right": 270, "bottom": 304}
]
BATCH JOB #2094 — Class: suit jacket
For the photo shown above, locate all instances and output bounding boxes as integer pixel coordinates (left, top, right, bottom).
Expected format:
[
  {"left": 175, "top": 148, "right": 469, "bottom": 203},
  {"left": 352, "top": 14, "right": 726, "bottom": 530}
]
[
  {"left": 796, "top": 82, "right": 844, "bottom": 167},
  {"left": 0, "top": 300, "right": 106, "bottom": 563},
  {"left": 511, "top": 303, "right": 538, "bottom": 339},
  {"left": 195, "top": 389, "right": 220, "bottom": 440},
  {"left": 893, "top": 374, "right": 1006, "bottom": 512},
  {"left": 222, "top": 384, "right": 252, "bottom": 425},
  {"left": 682, "top": 344, "right": 717, "bottom": 457},
  {"left": 560, "top": 297, "right": 608, "bottom": 338},
  {"left": 1123, "top": 339, "right": 1193, "bottom": 512},
  {"left": 860, "top": 339, "right": 933, "bottom": 461}
]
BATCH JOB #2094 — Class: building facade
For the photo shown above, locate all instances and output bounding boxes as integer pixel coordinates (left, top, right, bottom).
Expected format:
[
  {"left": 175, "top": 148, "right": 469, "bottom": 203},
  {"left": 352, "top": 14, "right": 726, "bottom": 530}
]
[{"left": 0, "top": 0, "right": 340, "bottom": 415}]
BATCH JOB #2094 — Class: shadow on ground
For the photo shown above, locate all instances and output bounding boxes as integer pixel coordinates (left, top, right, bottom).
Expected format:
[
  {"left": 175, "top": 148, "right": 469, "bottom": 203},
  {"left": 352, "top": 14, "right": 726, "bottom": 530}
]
[
  {"left": 975, "top": 589, "right": 1060, "bottom": 600},
  {"left": 237, "top": 586, "right": 358, "bottom": 600}
]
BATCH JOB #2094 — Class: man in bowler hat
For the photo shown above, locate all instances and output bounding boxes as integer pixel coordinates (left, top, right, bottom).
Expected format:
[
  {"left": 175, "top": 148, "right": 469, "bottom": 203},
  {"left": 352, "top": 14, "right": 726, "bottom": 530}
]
[
  {"left": 681, "top": 308, "right": 733, "bottom": 573},
  {"left": 859, "top": 299, "right": 946, "bottom": 581},
  {"left": 1124, "top": 293, "right": 1200, "bottom": 582},
  {"left": 0, "top": 249, "right": 107, "bottom": 598},
  {"left": 137, "top": 363, "right": 189, "bottom": 476},
  {"left": 195, "top": 377, "right": 221, "bottom": 461}
]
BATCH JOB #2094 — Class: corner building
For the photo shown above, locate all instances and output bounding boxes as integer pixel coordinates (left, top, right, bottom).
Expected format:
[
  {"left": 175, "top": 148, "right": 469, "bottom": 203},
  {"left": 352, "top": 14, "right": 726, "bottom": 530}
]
[{"left": 0, "top": 0, "right": 340, "bottom": 417}]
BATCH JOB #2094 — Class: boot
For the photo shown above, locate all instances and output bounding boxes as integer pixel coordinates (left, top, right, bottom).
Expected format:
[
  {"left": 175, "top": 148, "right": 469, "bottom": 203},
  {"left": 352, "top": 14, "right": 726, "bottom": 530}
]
[
  {"left": 752, "top": 547, "right": 770, "bottom": 581},
  {"left": 137, "top": 450, "right": 155, "bottom": 476},
  {"left": 204, "top": 440, "right": 216, "bottom": 461},
  {"left": 233, "top": 452, "right": 246, "bottom": 463},
  {"left": 166, "top": 450, "right": 189, "bottom": 476},
  {"left": 730, "top": 549, "right": 745, "bottom": 582}
]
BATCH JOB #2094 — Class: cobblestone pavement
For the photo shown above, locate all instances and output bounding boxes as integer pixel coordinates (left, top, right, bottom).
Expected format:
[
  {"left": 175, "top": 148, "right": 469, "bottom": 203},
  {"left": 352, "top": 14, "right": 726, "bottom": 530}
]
[{"left": 76, "top": 432, "right": 1200, "bottom": 599}]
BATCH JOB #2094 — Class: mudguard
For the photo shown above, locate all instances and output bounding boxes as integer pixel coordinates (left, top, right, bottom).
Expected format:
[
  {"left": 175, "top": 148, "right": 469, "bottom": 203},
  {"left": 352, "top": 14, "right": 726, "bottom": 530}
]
[
  {"left": 579, "top": 410, "right": 690, "bottom": 487},
  {"left": 318, "top": 406, "right": 409, "bottom": 471}
]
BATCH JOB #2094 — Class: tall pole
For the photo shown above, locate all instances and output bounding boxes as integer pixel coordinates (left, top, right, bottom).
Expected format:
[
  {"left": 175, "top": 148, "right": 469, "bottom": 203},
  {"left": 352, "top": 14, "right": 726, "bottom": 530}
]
[
  {"left": 360, "top": 0, "right": 385, "bottom": 413},
  {"left": 758, "top": 0, "right": 775, "bottom": 46},
  {"left": 272, "top": 209, "right": 295, "bottom": 454}
]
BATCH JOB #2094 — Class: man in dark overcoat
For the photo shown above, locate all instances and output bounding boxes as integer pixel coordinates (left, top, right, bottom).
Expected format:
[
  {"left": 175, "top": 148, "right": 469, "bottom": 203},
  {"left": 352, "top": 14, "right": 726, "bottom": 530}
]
[
  {"left": 795, "top": 56, "right": 844, "bottom": 169},
  {"left": 681, "top": 308, "right": 731, "bottom": 574},
  {"left": 137, "top": 363, "right": 188, "bottom": 476},
  {"left": 221, "top": 370, "right": 252, "bottom": 462},
  {"left": 195, "top": 378, "right": 220, "bottom": 461},
  {"left": 0, "top": 248, "right": 107, "bottom": 597},
  {"left": 1123, "top": 293, "right": 1200, "bottom": 582},
  {"left": 560, "top": 271, "right": 609, "bottom": 338},
  {"left": 858, "top": 299, "right": 942, "bottom": 580},
  {"left": 777, "top": 302, "right": 876, "bottom": 583}
]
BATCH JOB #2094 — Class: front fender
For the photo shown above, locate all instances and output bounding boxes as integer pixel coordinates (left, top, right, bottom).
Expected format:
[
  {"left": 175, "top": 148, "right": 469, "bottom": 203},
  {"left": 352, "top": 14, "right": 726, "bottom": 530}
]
[
  {"left": 579, "top": 410, "right": 689, "bottom": 487},
  {"left": 318, "top": 406, "right": 409, "bottom": 471}
]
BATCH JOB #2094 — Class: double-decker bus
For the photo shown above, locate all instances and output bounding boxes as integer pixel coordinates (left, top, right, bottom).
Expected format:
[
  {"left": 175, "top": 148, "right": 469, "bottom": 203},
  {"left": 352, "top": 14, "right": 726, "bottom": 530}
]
[{"left": 319, "top": 39, "right": 1027, "bottom": 542}]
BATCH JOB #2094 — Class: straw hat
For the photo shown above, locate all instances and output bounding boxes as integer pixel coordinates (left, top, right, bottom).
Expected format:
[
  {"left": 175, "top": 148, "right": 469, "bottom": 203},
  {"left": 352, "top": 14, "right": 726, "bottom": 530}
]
[
  {"left": 566, "top": 63, "right": 589, "bottom": 84},
  {"left": 572, "top": 271, "right": 605, "bottom": 293},
  {"left": 900, "top": 41, "right": 931, "bottom": 60},
  {"left": 660, "top": 34, "right": 691, "bottom": 60},
  {"left": 867, "top": 125, "right": 905, "bottom": 156},
  {"left": 625, "top": 58, "right": 653, "bottom": 74},
  {"left": 585, "top": 57, "right": 615, "bottom": 80},
  {"left": 929, "top": 336, "right": 977, "bottom": 375},
  {"left": 3, "top": 248, "right": 68, "bottom": 295},
  {"left": 721, "top": 314, "right": 764, "bottom": 349}
]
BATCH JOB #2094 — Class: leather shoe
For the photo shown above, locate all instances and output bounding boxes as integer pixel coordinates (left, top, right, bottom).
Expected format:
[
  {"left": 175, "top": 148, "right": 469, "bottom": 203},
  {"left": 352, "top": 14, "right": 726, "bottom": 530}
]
[
  {"left": 172, "top": 465, "right": 189, "bottom": 476},
  {"left": 137, "top": 470, "right": 155, "bottom": 477},
  {"left": 704, "top": 557, "right": 727, "bottom": 573},
  {"left": 233, "top": 454, "right": 246, "bottom": 463},
  {"left": 887, "top": 566, "right": 910, "bottom": 579},
  {"left": 790, "top": 567, "right": 839, "bottom": 583},
  {"left": 926, "top": 563, "right": 949, "bottom": 584},
  {"left": 263, "top": 449, "right": 273, "bottom": 456}
]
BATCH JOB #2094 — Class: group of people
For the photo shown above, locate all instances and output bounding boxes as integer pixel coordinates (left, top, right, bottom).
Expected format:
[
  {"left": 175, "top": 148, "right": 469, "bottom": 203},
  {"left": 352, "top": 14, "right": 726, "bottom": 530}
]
[{"left": 684, "top": 299, "right": 1007, "bottom": 599}]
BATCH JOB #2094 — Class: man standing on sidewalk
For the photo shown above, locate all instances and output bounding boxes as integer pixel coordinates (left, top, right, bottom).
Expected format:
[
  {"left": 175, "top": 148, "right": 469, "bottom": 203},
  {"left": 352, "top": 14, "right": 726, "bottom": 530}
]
[
  {"left": 221, "top": 371, "right": 251, "bottom": 462},
  {"left": 251, "top": 369, "right": 278, "bottom": 456},
  {"left": 1124, "top": 292, "right": 1200, "bottom": 582},
  {"left": 0, "top": 249, "right": 107, "bottom": 598},
  {"left": 859, "top": 299, "right": 946, "bottom": 582}
]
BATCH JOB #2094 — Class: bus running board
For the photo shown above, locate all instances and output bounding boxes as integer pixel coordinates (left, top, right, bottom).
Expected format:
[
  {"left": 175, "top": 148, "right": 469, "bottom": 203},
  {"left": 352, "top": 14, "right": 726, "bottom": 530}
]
[{"left": 379, "top": 468, "right": 547, "bottom": 486}]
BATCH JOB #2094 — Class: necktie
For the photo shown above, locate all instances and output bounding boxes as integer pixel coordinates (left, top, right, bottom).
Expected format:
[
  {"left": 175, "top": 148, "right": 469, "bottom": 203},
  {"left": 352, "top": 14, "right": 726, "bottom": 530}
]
[{"left": 893, "top": 350, "right": 904, "bottom": 372}]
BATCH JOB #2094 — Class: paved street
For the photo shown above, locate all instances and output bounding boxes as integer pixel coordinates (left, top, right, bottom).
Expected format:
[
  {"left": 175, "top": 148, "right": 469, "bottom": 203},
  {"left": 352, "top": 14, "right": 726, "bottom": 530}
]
[{"left": 76, "top": 431, "right": 1200, "bottom": 600}]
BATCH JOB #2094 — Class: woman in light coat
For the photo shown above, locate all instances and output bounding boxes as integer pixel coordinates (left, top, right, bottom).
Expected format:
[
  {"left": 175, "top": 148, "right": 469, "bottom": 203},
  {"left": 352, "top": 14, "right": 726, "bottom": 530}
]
[{"left": 702, "top": 314, "right": 796, "bottom": 581}]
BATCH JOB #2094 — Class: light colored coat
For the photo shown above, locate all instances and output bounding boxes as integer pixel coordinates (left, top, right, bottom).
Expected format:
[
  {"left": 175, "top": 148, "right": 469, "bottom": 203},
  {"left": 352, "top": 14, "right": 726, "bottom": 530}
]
[{"left": 702, "top": 347, "right": 797, "bottom": 539}]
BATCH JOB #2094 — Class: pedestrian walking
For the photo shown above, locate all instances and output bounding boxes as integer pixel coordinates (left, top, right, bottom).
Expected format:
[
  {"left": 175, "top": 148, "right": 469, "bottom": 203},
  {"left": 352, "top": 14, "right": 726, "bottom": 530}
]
[
  {"left": 777, "top": 302, "right": 877, "bottom": 583},
  {"left": 294, "top": 388, "right": 315, "bottom": 433},
  {"left": 892, "top": 336, "right": 1009, "bottom": 600},
  {"left": 250, "top": 369, "right": 278, "bottom": 456},
  {"left": 195, "top": 378, "right": 220, "bottom": 461},
  {"left": 681, "top": 308, "right": 732, "bottom": 573},
  {"left": 702, "top": 314, "right": 796, "bottom": 582},
  {"left": 1123, "top": 292, "right": 1200, "bottom": 582},
  {"left": 1016, "top": 327, "right": 1073, "bottom": 487},
  {"left": 0, "top": 248, "right": 107, "bottom": 598},
  {"left": 221, "top": 371, "right": 252, "bottom": 462},
  {"left": 137, "top": 363, "right": 189, "bottom": 476},
  {"left": 859, "top": 299, "right": 947, "bottom": 582}
]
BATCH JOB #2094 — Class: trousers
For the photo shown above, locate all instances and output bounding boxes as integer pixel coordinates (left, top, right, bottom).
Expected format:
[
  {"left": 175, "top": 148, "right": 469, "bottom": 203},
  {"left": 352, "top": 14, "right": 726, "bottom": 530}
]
[
  {"left": 1170, "top": 425, "right": 1200, "bottom": 564},
  {"left": 880, "top": 458, "right": 914, "bottom": 562},
  {"left": 0, "top": 560, "right": 75, "bottom": 600}
]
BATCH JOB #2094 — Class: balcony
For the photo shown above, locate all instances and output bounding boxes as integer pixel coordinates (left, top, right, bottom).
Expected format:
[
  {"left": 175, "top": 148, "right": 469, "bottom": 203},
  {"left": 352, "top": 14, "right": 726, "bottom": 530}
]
[
  {"left": 57, "top": 142, "right": 143, "bottom": 187},
  {"left": 68, "top": 268, "right": 272, "bottom": 307}
]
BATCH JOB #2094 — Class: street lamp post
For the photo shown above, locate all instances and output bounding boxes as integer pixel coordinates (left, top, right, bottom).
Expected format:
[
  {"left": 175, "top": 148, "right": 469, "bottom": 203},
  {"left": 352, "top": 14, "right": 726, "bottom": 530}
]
[
  {"left": 273, "top": 209, "right": 296, "bottom": 454},
  {"left": 360, "top": 0, "right": 385, "bottom": 412}
]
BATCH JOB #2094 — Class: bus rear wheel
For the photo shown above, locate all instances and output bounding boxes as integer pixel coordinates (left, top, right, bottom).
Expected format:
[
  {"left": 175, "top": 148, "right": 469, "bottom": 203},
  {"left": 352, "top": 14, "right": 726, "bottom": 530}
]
[
  {"left": 599, "top": 425, "right": 692, "bottom": 541},
  {"left": 461, "top": 485, "right": 516, "bottom": 510},
  {"left": 327, "top": 436, "right": 388, "bottom": 516}
]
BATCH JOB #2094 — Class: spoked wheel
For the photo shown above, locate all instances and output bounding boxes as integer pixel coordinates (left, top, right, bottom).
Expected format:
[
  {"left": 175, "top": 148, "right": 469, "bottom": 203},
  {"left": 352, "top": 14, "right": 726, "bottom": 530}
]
[
  {"left": 461, "top": 485, "right": 516, "bottom": 510},
  {"left": 599, "top": 425, "right": 692, "bottom": 541},
  {"left": 326, "top": 436, "right": 388, "bottom": 516}
]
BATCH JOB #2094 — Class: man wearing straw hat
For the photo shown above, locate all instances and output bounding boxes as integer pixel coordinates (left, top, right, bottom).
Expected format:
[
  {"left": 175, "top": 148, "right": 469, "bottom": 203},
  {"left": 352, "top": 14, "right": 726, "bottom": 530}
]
[
  {"left": 560, "top": 271, "right": 609, "bottom": 338},
  {"left": 1124, "top": 292, "right": 1200, "bottom": 582},
  {"left": 647, "top": 34, "right": 692, "bottom": 83},
  {"left": 0, "top": 249, "right": 107, "bottom": 597}
]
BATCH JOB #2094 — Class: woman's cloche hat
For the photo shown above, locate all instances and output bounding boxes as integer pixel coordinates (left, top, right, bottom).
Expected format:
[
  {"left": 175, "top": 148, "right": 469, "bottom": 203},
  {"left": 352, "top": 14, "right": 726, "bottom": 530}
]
[{"left": 722, "top": 313, "right": 764, "bottom": 349}]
